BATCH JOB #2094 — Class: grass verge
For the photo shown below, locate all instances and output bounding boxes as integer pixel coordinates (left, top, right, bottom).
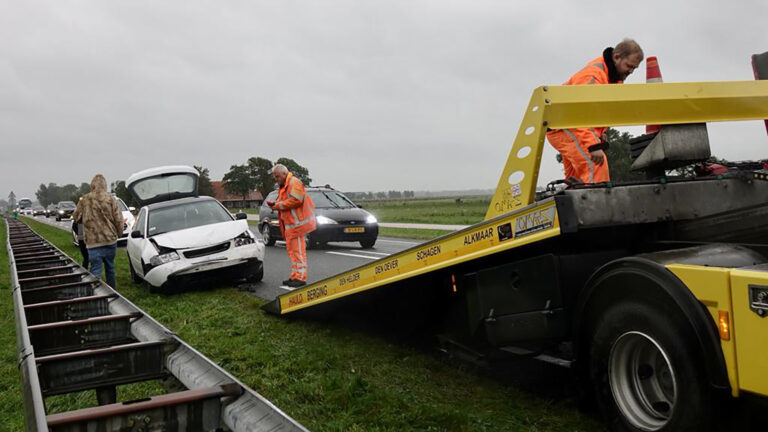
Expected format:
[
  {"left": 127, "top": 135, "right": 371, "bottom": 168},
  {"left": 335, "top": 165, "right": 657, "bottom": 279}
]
[
  {"left": 364, "top": 196, "right": 489, "bottom": 225},
  {"left": 0, "top": 218, "right": 26, "bottom": 431},
  {"left": 9, "top": 217, "right": 603, "bottom": 431}
]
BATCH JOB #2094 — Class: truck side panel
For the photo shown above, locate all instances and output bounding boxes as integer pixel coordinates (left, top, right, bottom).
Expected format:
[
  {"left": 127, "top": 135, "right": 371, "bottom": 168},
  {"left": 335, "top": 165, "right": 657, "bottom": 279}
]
[
  {"left": 730, "top": 268, "right": 768, "bottom": 397},
  {"left": 666, "top": 264, "right": 739, "bottom": 397}
]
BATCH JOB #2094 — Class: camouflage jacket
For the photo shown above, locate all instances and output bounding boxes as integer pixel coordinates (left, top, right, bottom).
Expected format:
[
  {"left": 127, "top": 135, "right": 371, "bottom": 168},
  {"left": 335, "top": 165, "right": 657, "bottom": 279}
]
[{"left": 72, "top": 175, "right": 123, "bottom": 248}]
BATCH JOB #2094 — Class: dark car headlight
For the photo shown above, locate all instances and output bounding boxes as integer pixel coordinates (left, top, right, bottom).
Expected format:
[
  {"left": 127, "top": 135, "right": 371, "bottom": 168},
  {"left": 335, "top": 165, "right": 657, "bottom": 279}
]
[{"left": 316, "top": 215, "right": 337, "bottom": 225}]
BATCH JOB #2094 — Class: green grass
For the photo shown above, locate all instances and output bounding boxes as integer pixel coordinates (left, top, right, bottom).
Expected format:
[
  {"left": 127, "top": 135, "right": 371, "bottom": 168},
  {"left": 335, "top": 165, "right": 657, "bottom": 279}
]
[
  {"left": 0, "top": 218, "right": 26, "bottom": 431},
  {"left": 363, "top": 196, "right": 489, "bottom": 225},
  {"left": 4, "top": 217, "right": 604, "bottom": 431}
]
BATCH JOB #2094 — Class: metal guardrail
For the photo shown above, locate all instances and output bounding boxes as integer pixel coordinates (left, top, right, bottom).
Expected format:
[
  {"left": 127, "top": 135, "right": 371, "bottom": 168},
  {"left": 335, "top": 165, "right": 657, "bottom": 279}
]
[{"left": 6, "top": 217, "right": 308, "bottom": 432}]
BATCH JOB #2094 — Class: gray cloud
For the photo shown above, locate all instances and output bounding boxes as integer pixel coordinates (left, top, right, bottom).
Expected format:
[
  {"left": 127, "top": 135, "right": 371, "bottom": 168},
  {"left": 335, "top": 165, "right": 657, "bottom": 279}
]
[{"left": 2, "top": 0, "right": 767, "bottom": 201}]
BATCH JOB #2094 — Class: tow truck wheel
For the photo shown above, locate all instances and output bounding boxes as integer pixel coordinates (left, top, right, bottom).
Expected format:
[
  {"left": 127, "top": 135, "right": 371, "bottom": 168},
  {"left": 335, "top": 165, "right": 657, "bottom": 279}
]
[
  {"left": 588, "top": 300, "right": 714, "bottom": 431},
  {"left": 261, "top": 224, "right": 276, "bottom": 246}
]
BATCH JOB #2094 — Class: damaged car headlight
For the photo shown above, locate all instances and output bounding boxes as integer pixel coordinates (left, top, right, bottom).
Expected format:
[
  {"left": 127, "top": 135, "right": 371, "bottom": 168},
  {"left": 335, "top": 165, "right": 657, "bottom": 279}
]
[
  {"left": 234, "top": 232, "right": 255, "bottom": 247},
  {"left": 150, "top": 252, "right": 180, "bottom": 267}
]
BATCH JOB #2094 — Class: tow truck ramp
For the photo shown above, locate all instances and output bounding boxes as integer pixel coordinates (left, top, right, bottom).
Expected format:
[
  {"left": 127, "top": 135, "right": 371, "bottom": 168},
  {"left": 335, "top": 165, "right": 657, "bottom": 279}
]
[
  {"left": 6, "top": 217, "right": 307, "bottom": 432},
  {"left": 264, "top": 80, "right": 768, "bottom": 318}
]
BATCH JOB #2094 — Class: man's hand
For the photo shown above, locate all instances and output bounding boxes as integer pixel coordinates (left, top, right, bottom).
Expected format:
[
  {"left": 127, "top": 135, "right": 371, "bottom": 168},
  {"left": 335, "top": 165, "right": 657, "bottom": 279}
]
[
  {"left": 266, "top": 200, "right": 275, "bottom": 208},
  {"left": 590, "top": 149, "right": 605, "bottom": 165}
]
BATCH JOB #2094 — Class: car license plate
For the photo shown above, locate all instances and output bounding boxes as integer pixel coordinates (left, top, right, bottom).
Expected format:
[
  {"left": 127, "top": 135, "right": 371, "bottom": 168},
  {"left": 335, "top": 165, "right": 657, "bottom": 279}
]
[{"left": 344, "top": 227, "right": 365, "bottom": 233}]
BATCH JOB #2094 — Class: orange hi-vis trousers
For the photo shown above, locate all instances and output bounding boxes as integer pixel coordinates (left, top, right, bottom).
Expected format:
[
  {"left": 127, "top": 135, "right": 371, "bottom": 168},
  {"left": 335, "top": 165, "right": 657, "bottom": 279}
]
[
  {"left": 286, "top": 234, "right": 308, "bottom": 282},
  {"left": 547, "top": 129, "right": 610, "bottom": 183}
]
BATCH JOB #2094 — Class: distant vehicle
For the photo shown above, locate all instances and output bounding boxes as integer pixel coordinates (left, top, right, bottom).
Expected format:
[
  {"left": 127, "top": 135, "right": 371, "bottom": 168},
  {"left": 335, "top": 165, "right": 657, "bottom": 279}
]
[
  {"left": 32, "top": 206, "right": 45, "bottom": 216},
  {"left": 125, "top": 166, "right": 264, "bottom": 292},
  {"left": 55, "top": 201, "right": 76, "bottom": 221},
  {"left": 45, "top": 204, "right": 58, "bottom": 218},
  {"left": 18, "top": 198, "right": 32, "bottom": 211},
  {"left": 259, "top": 186, "right": 378, "bottom": 248}
]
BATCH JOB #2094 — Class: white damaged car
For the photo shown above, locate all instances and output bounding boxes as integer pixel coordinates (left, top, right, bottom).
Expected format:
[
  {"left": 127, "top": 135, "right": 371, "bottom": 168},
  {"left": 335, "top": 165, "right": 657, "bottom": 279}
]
[{"left": 125, "top": 166, "right": 264, "bottom": 292}]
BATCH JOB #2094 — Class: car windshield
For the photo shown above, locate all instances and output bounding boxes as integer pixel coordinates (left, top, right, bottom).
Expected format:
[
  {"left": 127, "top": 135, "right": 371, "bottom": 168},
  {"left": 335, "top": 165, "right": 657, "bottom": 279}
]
[
  {"left": 308, "top": 191, "right": 357, "bottom": 209},
  {"left": 59, "top": 201, "right": 76, "bottom": 209},
  {"left": 147, "top": 200, "right": 232, "bottom": 236}
]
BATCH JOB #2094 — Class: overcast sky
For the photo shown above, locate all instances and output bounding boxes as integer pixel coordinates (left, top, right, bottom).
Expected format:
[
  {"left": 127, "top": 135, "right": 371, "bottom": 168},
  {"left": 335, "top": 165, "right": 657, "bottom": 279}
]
[{"left": 2, "top": 1, "right": 767, "bottom": 201}]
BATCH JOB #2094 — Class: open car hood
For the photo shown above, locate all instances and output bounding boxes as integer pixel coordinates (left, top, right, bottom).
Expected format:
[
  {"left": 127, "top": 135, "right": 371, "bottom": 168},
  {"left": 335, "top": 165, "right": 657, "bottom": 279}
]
[
  {"left": 127, "top": 165, "right": 199, "bottom": 207},
  {"left": 151, "top": 220, "right": 249, "bottom": 250}
]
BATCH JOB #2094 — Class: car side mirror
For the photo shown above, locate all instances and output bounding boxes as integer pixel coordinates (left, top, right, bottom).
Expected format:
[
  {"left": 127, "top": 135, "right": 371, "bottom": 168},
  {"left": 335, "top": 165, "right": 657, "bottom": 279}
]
[
  {"left": 357, "top": 204, "right": 364, "bottom": 209},
  {"left": 235, "top": 212, "right": 248, "bottom": 220},
  {"left": 130, "top": 230, "right": 143, "bottom": 239}
]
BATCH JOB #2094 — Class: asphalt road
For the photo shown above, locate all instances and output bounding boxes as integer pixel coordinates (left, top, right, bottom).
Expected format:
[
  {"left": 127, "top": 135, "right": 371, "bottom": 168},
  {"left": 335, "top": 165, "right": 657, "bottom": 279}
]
[{"left": 25, "top": 214, "right": 421, "bottom": 302}]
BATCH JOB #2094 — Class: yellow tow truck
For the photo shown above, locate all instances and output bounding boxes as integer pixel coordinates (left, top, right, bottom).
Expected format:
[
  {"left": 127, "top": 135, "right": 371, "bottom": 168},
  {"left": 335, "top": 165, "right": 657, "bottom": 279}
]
[{"left": 264, "top": 57, "right": 768, "bottom": 430}]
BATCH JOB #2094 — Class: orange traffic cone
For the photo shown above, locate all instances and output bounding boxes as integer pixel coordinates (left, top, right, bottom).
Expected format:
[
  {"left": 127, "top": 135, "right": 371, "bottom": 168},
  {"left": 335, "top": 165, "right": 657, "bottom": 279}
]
[{"left": 646, "top": 56, "right": 663, "bottom": 134}]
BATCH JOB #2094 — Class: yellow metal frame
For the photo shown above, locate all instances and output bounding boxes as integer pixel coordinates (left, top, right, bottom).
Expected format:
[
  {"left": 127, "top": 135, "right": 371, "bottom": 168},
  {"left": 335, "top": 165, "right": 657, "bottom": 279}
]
[{"left": 486, "top": 81, "right": 768, "bottom": 219}]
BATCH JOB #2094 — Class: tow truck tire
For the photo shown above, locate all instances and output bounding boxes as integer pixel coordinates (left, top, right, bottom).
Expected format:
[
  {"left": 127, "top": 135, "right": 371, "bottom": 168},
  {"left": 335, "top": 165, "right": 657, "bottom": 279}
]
[
  {"left": 588, "top": 299, "right": 715, "bottom": 432},
  {"left": 261, "top": 224, "right": 276, "bottom": 246}
]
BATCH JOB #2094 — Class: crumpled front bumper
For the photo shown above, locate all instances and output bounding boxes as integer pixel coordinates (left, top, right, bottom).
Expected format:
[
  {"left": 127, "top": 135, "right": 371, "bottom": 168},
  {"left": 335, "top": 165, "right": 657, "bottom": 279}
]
[{"left": 144, "top": 243, "right": 263, "bottom": 288}]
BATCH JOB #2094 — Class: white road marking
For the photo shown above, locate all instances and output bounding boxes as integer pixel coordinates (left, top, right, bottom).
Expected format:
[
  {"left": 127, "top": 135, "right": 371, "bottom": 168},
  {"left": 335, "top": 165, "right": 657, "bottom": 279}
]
[
  {"left": 352, "top": 250, "right": 390, "bottom": 256},
  {"left": 325, "top": 251, "right": 380, "bottom": 260},
  {"left": 376, "top": 238, "right": 420, "bottom": 245},
  {"left": 278, "top": 285, "right": 295, "bottom": 291}
]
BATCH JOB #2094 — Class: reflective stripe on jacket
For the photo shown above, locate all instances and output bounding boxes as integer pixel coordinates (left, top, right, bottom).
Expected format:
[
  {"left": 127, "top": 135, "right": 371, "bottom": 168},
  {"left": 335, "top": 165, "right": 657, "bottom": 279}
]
[
  {"left": 276, "top": 173, "right": 316, "bottom": 238},
  {"left": 548, "top": 54, "right": 623, "bottom": 150}
]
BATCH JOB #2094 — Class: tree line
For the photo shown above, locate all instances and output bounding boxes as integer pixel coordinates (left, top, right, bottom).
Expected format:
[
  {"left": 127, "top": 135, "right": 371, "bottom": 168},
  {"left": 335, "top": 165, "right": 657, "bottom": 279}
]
[
  {"left": 35, "top": 183, "right": 91, "bottom": 207},
  {"left": 346, "top": 191, "right": 416, "bottom": 200},
  {"left": 221, "top": 157, "right": 311, "bottom": 202},
  {"left": 80, "top": 158, "right": 311, "bottom": 208}
]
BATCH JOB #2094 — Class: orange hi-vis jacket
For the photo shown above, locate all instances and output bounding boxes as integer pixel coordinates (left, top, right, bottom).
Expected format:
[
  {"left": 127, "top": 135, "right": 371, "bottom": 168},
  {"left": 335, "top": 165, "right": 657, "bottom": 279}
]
[
  {"left": 549, "top": 53, "right": 624, "bottom": 152},
  {"left": 276, "top": 173, "right": 316, "bottom": 238}
]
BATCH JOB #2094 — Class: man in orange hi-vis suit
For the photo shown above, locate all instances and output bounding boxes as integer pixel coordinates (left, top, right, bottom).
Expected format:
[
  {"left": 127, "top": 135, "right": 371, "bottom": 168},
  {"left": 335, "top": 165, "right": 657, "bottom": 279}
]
[
  {"left": 267, "top": 164, "right": 316, "bottom": 288},
  {"left": 547, "top": 38, "right": 644, "bottom": 183}
]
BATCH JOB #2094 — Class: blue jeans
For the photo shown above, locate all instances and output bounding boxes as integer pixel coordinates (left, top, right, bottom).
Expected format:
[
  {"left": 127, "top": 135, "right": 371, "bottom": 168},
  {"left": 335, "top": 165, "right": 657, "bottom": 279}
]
[{"left": 88, "top": 244, "right": 117, "bottom": 288}]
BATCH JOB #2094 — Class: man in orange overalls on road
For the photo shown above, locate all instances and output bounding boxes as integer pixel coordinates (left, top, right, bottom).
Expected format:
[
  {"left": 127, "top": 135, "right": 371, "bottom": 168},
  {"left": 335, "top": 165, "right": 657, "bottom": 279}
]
[
  {"left": 547, "top": 38, "right": 644, "bottom": 184},
  {"left": 267, "top": 164, "right": 316, "bottom": 288}
]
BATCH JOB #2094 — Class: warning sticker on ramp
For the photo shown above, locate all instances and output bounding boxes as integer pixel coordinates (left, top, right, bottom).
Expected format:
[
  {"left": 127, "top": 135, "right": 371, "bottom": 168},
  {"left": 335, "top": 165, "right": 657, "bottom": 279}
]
[{"left": 514, "top": 206, "right": 555, "bottom": 238}]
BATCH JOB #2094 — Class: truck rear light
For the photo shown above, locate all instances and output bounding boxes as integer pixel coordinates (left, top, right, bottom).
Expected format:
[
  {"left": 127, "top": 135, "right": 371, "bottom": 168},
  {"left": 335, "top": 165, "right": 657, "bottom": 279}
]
[{"left": 718, "top": 310, "right": 731, "bottom": 341}]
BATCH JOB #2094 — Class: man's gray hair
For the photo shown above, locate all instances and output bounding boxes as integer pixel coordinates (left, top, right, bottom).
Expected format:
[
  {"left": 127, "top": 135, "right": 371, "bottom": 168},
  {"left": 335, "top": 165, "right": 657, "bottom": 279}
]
[
  {"left": 614, "top": 38, "right": 644, "bottom": 60},
  {"left": 271, "top": 164, "right": 288, "bottom": 175}
]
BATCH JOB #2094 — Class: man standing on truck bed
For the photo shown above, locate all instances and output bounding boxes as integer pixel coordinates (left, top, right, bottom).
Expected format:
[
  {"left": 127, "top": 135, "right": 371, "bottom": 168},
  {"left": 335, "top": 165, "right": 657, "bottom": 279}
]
[
  {"left": 267, "top": 164, "right": 316, "bottom": 288},
  {"left": 547, "top": 38, "right": 644, "bottom": 184}
]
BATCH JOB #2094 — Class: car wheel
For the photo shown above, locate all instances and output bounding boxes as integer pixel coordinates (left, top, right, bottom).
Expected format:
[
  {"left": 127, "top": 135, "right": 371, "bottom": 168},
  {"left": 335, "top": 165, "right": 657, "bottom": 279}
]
[
  {"left": 56, "top": 216, "right": 60, "bottom": 221},
  {"left": 587, "top": 299, "right": 716, "bottom": 431},
  {"left": 247, "top": 264, "right": 264, "bottom": 283},
  {"left": 360, "top": 238, "right": 376, "bottom": 249},
  {"left": 128, "top": 258, "right": 142, "bottom": 284},
  {"left": 261, "top": 224, "right": 276, "bottom": 246}
]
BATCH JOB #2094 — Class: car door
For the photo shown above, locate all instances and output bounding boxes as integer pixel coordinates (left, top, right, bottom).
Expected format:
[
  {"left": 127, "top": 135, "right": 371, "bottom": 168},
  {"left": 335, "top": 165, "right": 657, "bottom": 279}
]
[
  {"left": 260, "top": 191, "right": 279, "bottom": 223},
  {"left": 126, "top": 208, "right": 147, "bottom": 276}
]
